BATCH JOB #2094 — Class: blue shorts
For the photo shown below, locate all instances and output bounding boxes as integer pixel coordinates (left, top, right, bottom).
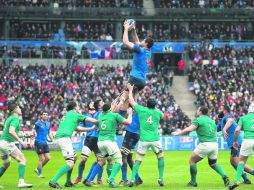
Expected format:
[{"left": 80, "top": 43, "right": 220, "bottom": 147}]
[
  {"left": 121, "top": 131, "right": 139, "bottom": 155},
  {"left": 128, "top": 76, "right": 146, "bottom": 92},
  {"left": 84, "top": 136, "right": 100, "bottom": 154},
  {"left": 35, "top": 142, "right": 50, "bottom": 155},
  {"left": 230, "top": 146, "right": 240, "bottom": 157}
]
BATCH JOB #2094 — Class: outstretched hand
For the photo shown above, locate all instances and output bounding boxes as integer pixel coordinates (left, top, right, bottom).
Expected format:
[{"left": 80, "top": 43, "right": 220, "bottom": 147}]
[
  {"left": 127, "top": 83, "right": 134, "bottom": 91},
  {"left": 123, "top": 20, "right": 130, "bottom": 31}
]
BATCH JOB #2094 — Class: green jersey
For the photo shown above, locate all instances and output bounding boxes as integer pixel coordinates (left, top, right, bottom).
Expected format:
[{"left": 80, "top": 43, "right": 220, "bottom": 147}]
[
  {"left": 134, "top": 104, "right": 163, "bottom": 142},
  {"left": 55, "top": 110, "right": 86, "bottom": 139},
  {"left": 98, "top": 111, "right": 125, "bottom": 142},
  {"left": 0, "top": 114, "right": 20, "bottom": 142},
  {"left": 238, "top": 113, "right": 254, "bottom": 139},
  {"left": 192, "top": 115, "right": 216, "bottom": 143}
]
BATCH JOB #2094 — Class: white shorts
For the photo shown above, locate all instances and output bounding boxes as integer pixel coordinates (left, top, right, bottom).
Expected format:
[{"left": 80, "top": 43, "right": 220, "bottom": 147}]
[
  {"left": 97, "top": 140, "right": 120, "bottom": 157},
  {"left": 240, "top": 139, "right": 254, "bottom": 157},
  {"left": 56, "top": 138, "right": 75, "bottom": 158},
  {"left": 194, "top": 142, "right": 218, "bottom": 160},
  {"left": 137, "top": 140, "right": 162, "bottom": 155},
  {"left": 0, "top": 140, "right": 18, "bottom": 157}
]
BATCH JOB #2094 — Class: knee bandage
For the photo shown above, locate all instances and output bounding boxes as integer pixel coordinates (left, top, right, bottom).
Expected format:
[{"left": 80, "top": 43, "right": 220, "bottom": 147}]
[
  {"left": 136, "top": 153, "right": 144, "bottom": 162},
  {"left": 121, "top": 147, "right": 131, "bottom": 156},
  {"left": 81, "top": 146, "right": 91, "bottom": 159},
  {"left": 65, "top": 153, "right": 77, "bottom": 167},
  {"left": 112, "top": 152, "right": 122, "bottom": 165},
  {"left": 156, "top": 151, "right": 164, "bottom": 159}
]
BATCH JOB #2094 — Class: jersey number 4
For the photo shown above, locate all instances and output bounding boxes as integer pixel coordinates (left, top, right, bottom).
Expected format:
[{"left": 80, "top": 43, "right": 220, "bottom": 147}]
[
  {"left": 251, "top": 120, "right": 254, "bottom": 129},
  {"left": 147, "top": 116, "right": 153, "bottom": 124}
]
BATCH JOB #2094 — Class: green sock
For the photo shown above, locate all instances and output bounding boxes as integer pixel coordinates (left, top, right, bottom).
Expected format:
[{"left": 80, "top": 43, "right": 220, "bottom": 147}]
[
  {"left": 190, "top": 164, "right": 197, "bottom": 184},
  {"left": 18, "top": 164, "right": 26, "bottom": 179},
  {"left": 236, "top": 163, "right": 245, "bottom": 183},
  {"left": 131, "top": 162, "right": 141, "bottom": 181},
  {"left": 66, "top": 168, "right": 73, "bottom": 183},
  {"left": 51, "top": 165, "right": 71, "bottom": 183},
  {"left": 211, "top": 164, "right": 226, "bottom": 177},
  {"left": 158, "top": 159, "right": 164, "bottom": 180},
  {"left": 109, "top": 163, "right": 121, "bottom": 181},
  {"left": 107, "top": 163, "right": 113, "bottom": 177},
  {"left": 0, "top": 167, "right": 7, "bottom": 177}
]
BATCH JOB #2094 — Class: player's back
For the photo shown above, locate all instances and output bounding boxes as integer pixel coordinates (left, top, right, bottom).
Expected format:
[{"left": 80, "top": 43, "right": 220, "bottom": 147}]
[
  {"left": 193, "top": 115, "right": 217, "bottom": 143},
  {"left": 134, "top": 104, "right": 163, "bottom": 142},
  {"left": 34, "top": 120, "right": 50, "bottom": 144},
  {"left": 0, "top": 115, "right": 20, "bottom": 142},
  {"left": 126, "top": 112, "right": 140, "bottom": 134},
  {"left": 238, "top": 113, "right": 254, "bottom": 139},
  {"left": 83, "top": 112, "right": 99, "bottom": 138}
]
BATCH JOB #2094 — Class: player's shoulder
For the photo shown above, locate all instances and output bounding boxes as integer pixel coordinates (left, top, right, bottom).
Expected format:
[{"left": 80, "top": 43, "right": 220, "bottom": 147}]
[{"left": 35, "top": 120, "right": 42, "bottom": 126}]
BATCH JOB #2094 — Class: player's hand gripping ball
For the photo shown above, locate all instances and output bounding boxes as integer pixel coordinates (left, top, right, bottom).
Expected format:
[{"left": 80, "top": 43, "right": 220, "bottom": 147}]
[{"left": 126, "top": 19, "right": 135, "bottom": 31}]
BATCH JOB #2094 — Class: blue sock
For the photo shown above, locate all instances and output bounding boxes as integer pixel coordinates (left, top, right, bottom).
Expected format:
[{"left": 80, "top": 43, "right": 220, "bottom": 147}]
[
  {"left": 78, "top": 162, "right": 85, "bottom": 179},
  {"left": 135, "top": 173, "right": 140, "bottom": 181},
  {"left": 121, "top": 164, "right": 127, "bottom": 181},
  {"left": 37, "top": 168, "right": 42, "bottom": 175},
  {"left": 97, "top": 166, "right": 103, "bottom": 181},
  {"left": 242, "top": 173, "right": 248, "bottom": 180},
  {"left": 85, "top": 163, "right": 96, "bottom": 181},
  {"left": 87, "top": 164, "right": 101, "bottom": 182},
  {"left": 251, "top": 170, "right": 254, "bottom": 176}
]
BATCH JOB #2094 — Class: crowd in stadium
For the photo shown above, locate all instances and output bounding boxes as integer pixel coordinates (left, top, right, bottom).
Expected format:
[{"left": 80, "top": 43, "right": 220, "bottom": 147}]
[
  {"left": 188, "top": 44, "right": 254, "bottom": 121},
  {"left": 0, "top": 62, "right": 190, "bottom": 134}
]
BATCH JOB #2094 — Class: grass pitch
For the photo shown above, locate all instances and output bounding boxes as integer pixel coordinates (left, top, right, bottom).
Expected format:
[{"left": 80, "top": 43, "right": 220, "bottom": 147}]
[{"left": 1, "top": 151, "right": 254, "bottom": 190}]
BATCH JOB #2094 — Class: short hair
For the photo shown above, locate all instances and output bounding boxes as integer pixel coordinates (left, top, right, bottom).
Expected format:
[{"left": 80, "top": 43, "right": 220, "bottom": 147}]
[
  {"left": 145, "top": 37, "right": 154, "bottom": 49},
  {"left": 224, "top": 105, "right": 230, "bottom": 113},
  {"left": 199, "top": 106, "right": 209, "bottom": 115},
  {"left": 8, "top": 102, "right": 17, "bottom": 113},
  {"left": 147, "top": 98, "right": 156, "bottom": 109},
  {"left": 67, "top": 101, "right": 77, "bottom": 111},
  {"left": 41, "top": 111, "right": 47, "bottom": 116},
  {"left": 94, "top": 99, "right": 102, "bottom": 111},
  {"left": 102, "top": 103, "right": 111, "bottom": 112},
  {"left": 248, "top": 102, "right": 254, "bottom": 113}
]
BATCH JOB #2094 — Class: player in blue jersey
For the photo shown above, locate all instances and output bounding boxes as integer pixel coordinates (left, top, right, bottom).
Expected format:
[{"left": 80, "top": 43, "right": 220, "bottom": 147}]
[
  {"left": 119, "top": 112, "right": 142, "bottom": 186},
  {"left": 31, "top": 111, "right": 53, "bottom": 178},
  {"left": 217, "top": 106, "right": 254, "bottom": 184},
  {"left": 115, "top": 20, "right": 154, "bottom": 111},
  {"left": 73, "top": 101, "right": 104, "bottom": 185}
]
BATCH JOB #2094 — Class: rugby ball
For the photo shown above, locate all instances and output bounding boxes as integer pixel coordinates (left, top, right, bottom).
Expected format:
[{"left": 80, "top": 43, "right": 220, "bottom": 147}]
[{"left": 126, "top": 19, "right": 135, "bottom": 31}]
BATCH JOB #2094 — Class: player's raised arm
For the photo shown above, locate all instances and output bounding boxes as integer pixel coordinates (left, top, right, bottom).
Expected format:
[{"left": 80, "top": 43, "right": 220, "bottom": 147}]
[
  {"left": 123, "top": 20, "right": 134, "bottom": 49},
  {"left": 127, "top": 83, "right": 136, "bottom": 107},
  {"left": 121, "top": 108, "right": 133, "bottom": 125},
  {"left": 132, "top": 23, "right": 140, "bottom": 45},
  {"left": 171, "top": 124, "right": 197, "bottom": 136},
  {"left": 85, "top": 117, "right": 98, "bottom": 125}
]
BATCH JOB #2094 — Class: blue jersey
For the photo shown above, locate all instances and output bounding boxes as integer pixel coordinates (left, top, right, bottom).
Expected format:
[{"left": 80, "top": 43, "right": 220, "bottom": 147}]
[
  {"left": 130, "top": 45, "right": 151, "bottom": 81},
  {"left": 126, "top": 112, "right": 140, "bottom": 134},
  {"left": 217, "top": 114, "right": 242, "bottom": 148},
  {"left": 34, "top": 120, "right": 50, "bottom": 144},
  {"left": 82, "top": 112, "right": 101, "bottom": 138}
]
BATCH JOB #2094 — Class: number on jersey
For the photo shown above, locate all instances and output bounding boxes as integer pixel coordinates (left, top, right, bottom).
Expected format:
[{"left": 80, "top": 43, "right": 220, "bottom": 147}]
[
  {"left": 101, "top": 121, "right": 107, "bottom": 130},
  {"left": 147, "top": 116, "right": 153, "bottom": 124}
]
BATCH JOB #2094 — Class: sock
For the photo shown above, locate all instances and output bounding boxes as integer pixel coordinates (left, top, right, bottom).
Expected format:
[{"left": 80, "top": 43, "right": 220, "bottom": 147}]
[
  {"left": 236, "top": 163, "right": 245, "bottom": 183},
  {"left": 37, "top": 168, "right": 42, "bottom": 175},
  {"left": 51, "top": 165, "right": 71, "bottom": 183},
  {"left": 158, "top": 159, "right": 164, "bottom": 180},
  {"left": 190, "top": 164, "right": 197, "bottom": 184},
  {"left": 242, "top": 173, "right": 248, "bottom": 181},
  {"left": 18, "top": 164, "right": 26, "bottom": 179},
  {"left": 109, "top": 163, "right": 121, "bottom": 182},
  {"left": 66, "top": 168, "right": 73, "bottom": 183},
  {"left": 85, "top": 162, "right": 96, "bottom": 181},
  {"left": 87, "top": 164, "right": 102, "bottom": 182},
  {"left": 135, "top": 173, "right": 140, "bottom": 181},
  {"left": 251, "top": 170, "right": 254, "bottom": 176},
  {"left": 97, "top": 166, "right": 103, "bottom": 181},
  {"left": 211, "top": 164, "right": 226, "bottom": 178},
  {"left": 0, "top": 167, "right": 7, "bottom": 177},
  {"left": 107, "top": 163, "right": 113, "bottom": 177},
  {"left": 78, "top": 162, "right": 85, "bottom": 179},
  {"left": 131, "top": 162, "right": 140, "bottom": 181},
  {"left": 121, "top": 164, "right": 128, "bottom": 181}
]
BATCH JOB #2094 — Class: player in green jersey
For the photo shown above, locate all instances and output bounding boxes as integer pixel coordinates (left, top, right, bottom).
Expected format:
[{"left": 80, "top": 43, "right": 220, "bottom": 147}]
[
  {"left": 49, "top": 101, "right": 98, "bottom": 189},
  {"left": 127, "top": 84, "right": 165, "bottom": 187},
  {"left": 172, "top": 106, "right": 230, "bottom": 187},
  {"left": 229, "top": 103, "right": 254, "bottom": 190},
  {"left": 0, "top": 102, "right": 33, "bottom": 188},
  {"left": 97, "top": 102, "right": 132, "bottom": 188}
]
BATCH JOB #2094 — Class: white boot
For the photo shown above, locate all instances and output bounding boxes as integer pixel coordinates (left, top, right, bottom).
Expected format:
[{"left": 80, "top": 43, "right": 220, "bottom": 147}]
[{"left": 18, "top": 179, "right": 33, "bottom": 188}]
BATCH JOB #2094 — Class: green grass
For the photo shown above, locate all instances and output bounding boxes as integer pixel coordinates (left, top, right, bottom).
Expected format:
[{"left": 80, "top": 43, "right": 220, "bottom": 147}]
[{"left": 1, "top": 151, "right": 254, "bottom": 190}]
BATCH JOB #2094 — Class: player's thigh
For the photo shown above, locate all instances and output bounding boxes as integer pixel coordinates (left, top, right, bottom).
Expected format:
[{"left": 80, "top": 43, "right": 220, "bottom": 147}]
[
  {"left": 121, "top": 131, "right": 139, "bottom": 156},
  {"left": 0, "top": 141, "right": 17, "bottom": 157},
  {"left": 194, "top": 142, "right": 218, "bottom": 159},
  {"left": 56, "top": 138, "right": 75, "bottom": 157},
  {"left": 137, "top": 141, "right": 149, "bottom": 155},
  {"left": 149, "top": 141, "right": 163, "bottom": 155},
  {"left": 98, "top": 140, "right": 120, "bottom": 157},
  {"left": 240, "top": 139, "right": 254, "bottom": 157},
  {"left": 10, "top": 147, "right": 25, "bottom": 163},
  {"left": 207, "top": 142, "right": 218, "bottom": 160}
]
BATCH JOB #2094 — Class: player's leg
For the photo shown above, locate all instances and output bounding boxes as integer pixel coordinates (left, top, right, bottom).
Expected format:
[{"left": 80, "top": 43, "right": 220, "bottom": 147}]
[
  {"left": 129, "top": 141, "right": 148, "bottom": 187},
  {"left": 96, "top": 153, "right": 104, "bottom": 184},
  {"left": 49, "top": 138, "right": 76, "bottom": 188},
  {"left": 151, "top": 141, "right": 164, "bottom": 186},
  {"left": 230, "top": 147, "right": 251, "bottom": 184},
  {"left": 207, "top": 143, "right": 229, "bottom": 187},
  {"left": 229, "top": 140, "right": 254, "bottom": 190},
  {"left": 35, "top": 154, "right": 45, "bottom": 177},
  {"left": 10, "top": 145, "right": 33, "bottom": 188},
  {"left": 0, "top": 155, "right": 10, "bottom": 177}
]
